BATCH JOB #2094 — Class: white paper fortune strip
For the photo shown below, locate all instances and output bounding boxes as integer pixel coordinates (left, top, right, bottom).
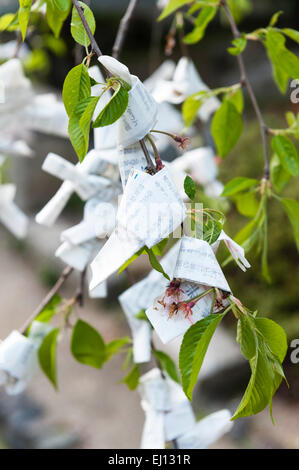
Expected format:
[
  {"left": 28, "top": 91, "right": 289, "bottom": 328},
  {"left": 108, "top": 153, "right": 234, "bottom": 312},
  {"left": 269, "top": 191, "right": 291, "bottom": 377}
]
[
  {"left": 23, "top": 93, "right": 69, "bottom": 138},
  {"left": 171, "top": 146, "right": 218, "bottom": 187},
  {"left": 36, "top": 151, "right": 114, "bottom": 226},
  {"left": 0, "top": 138, "right": 33, "bottom": 158},
  {"left": 118, "top": 142, "right": 154, "bottom": 188},
  {"left": 164, "top": 401, "right": 196, "bottom": 442},
  {"left": 0, "top": 59, "right": 32, "bottom": 116},
  {"left": 177, "top": 409, "right": 233, "bottom": 449},
  {"left": 173, "top": 237, "right": 231, "bottom": 292},
  {"left": 98, "top": 56, "right": 158, "bottom": 147},
  {"left": 56, "top": 239, "right": 103, "bottom": 272},
  {"left": 0, "top": 184, "right": 28, "bottom": 239},
  {"left": 0, "top": 331, "right": 38, "bottom": 395},
  {"left": 212, "top": 230, "right": 251, "bottom": 272},
  {"left": 62, "top": 198, "right": 116, "bottom": 246},
  {"left": 89, "top": 167, "right": 185, "bottom": 291}
]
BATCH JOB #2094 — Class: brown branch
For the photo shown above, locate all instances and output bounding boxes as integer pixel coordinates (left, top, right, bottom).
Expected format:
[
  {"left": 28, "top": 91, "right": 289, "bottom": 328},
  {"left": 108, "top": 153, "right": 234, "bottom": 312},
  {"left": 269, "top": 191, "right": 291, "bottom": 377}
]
[
  {"left": 220, "top": 0, "right": 270, "bottom": 180},
  {"left": 20, "top": 266, "right": 74, "bottom": 334},
  {"left": 112, "top": 0, "right": 139, "bottom": 60}
]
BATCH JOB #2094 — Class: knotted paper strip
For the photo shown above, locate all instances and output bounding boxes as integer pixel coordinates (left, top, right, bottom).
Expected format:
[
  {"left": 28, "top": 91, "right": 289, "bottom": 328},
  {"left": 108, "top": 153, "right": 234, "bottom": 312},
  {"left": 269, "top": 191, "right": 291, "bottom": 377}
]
[
  {"left": 89, "top": 167, "right": 185, "bottom": 291},
  {"left": 0, "top": 184, "right": 28, "bottom": 239},
  {"left": 118, "top": 142, "right": 154, "bottom": 189},
  {"left": 56, "top": 239, "right": 103, "bottom": 272}
]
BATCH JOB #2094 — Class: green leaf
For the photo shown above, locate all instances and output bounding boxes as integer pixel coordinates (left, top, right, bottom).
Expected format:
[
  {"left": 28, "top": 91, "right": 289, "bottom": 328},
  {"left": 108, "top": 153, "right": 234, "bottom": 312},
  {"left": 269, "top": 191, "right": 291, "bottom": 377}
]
[
  {"left": 225, "top": 88, "right": 244, "bottom": 113},
  {"left": 153, "top": 350, "right": 180, "bottom": 383},
  {"left": 270, "top": 154, "right": 291, "bottom": 193},
  {"left": 121, "top": 365, "right": 140, "bottom": 390},
  {"left": 62, "top": 64, "right": 91, "bottom": 117},
  {"left": 281, "top": 198, "right": 299, "bottom": 251},
  {"left": 0, "top": 13, "right": 17, "bottom": 32},
  {"left": 54, "top": 0, "right": 70, "bottom": 12},
  {"left": 203, "top": 218, "right": 222, "bottom": 244},
  {"left": 233, "top": 313, "right": 287, "bottom": 420},
  {"left": 71, "top": 1, "right": 95, "bottom": 47},
  {"left": 18, "top": 0, "right": 32, "bottom": 40},
  {"left": 182, "top": 90, "right": 210, "bottom": 127},
  {"left": 105, "top": 337, "right": 130, "bottom": 362},
  {"left": 233, "top": 191, "right": 259, "bottom": 218},
  {"left": 46, "top": 0, "right": 71, "bottom": 38},
  {"left": 282, "top": 28, "right": 299, "bottom": 44},
  {"left": 228, "top": 34, "right": 247, "bottom": 56},
  {"left": 265, "top": 30, "right": 299, "bottom": 94},
  {"left": 184, "top": 175, "right": 196, "bottom": 200},
  {"left": 271, "top": 135, "right": 299, "bottom": 177},
  {"left": 93, "top": 83, "right": 129, "bottom": 128},
  {"left": 135, "top": 309, "right": 149, "bottom": 321},
  {"left": 144, "top": 246, "right": 170, "bottom": 281},
  {"left": 38, "top": 328, "right": 60, "bottom": 389},
  {"left": 221, "top": 177, "right": 258, "bottom": 196},
  {"left": 211, "top": 100, "right": 243, "bottom": 158},
  {"left": 78, "top": 95, "right": 100, "bottom": 161},
  {"left": 151, "top": 238, "right": 168, "bottom": 256},
  {"left": 34, "top": 294, "right": 62, "bottom": 325},
  {"left": 184, "top": 6, "right": 217, "bottom": 44},
  {"left": 158, "top": 0, "right": 191, "bottom": 21},
  {"left": 179, "top": 313, "right": 225, "bottom": 400},
  {"left": 71, "top": 319, "right": 106, "bottom": 369},
  {"left": 118, "top": 247, "right": 145, "bottom": 274},
  {"left": 68, "top": 100, "right": 91, "bottom": 161},
  {"left": 269, "top": 10, "right": 283, "bottom": 27}
]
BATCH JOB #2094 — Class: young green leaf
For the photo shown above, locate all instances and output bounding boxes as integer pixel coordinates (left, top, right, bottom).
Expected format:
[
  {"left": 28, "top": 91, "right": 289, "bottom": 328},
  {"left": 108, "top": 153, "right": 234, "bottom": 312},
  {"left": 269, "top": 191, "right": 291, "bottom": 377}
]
[
  {"left": 182, "top": 90, "right": 210, "bottom": 127},
  {"left": 62, "top": 64, "right": 91, "bottom": 117},
  {"left": 184, "top": 6, "right": 217, "bottom": 44},
  {"left": 211, "top": 100, "right": 243, "bottom": 158},
  {"left": 54, "top": 0, "right": 70, "bottom": 12},
  {"left": 0, "top": 13, "right": 17, "bottom": 32},
  {"left": 144, "top": 246, "right": 170, "bottom": 281},
  {"left": 271, "top": 135, "right": 299, "bottom": 176},
  {"left": 203, "top": 219, "right": 223, "bottom": 245},
  {"left": 268, "top": 10, "right": 283, "bottom": 27},
  {"left": 184, "top": 175, "right": 196, "bottom": 200},
  {"left": 46, "top": 0, "right": 71, "bottom": 38},
  {"left": 38, "top": 328, "right": 60, "bottom": 389},
  {"left": 71, "top": 1, "right": 95, "bottom": 47},
  {"left": 158, "top": 0, "right": 192, "bottom": 21},
  {"left": 153, "top": 350, "right": 180, "bottom": 383},
  {"left": 105, "top": 337, "right": 130, "bottom": 362},
  {"left": 18, "top": 0, "right": 32, "bottom": 41},
  {"left": 179, "top": 313, "right": 226, "bottom": 400},
  {"left": 281, "top": 198, "right": 299, "bottom": 251},
  {"left": 282, "top": 28, "right": 299, "bottom": 44},
  {"left": 93, "top": 83, "right": 129, "bottom": 128},
  {"left": 225, "top": 88, "right": 244, "bottom": 113},
  {"left": 233, "top": 191, "right": 259, "bottom": 218},
  {"left": 228, "top": 34, "right": 247, "bottom": 56},
  {"left": 71, "top": 319, "right": 106, "bottom": 369},
  {"left": 270, "top": 154, "right": 291, "bottom": 193},
  {"left": 222, "top": 177, "right": 258, "bottom": 197},
  {"left": 34, "top": 294, "right": 62, "bottom": 325},
  {"left": 121, "top": 364, "right": 140, "bottom": 390},
  {"left": 151, "top": 238, "right": 168, "bottom": 256}
]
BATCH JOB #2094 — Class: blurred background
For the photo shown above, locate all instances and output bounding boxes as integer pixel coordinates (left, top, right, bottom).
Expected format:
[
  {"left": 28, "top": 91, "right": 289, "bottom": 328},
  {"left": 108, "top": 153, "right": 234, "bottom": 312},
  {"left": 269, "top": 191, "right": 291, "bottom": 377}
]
[{"left": 0, "top": 0, "right": 299, "bottom": 449}]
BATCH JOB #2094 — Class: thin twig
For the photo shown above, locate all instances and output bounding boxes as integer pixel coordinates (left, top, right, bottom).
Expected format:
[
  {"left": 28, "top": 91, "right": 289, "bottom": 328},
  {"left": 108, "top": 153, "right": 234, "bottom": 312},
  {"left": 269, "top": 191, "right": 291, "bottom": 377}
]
[
  {"left": 220, "top": 0, "right": 270, "bottom": 180},
  {"left": 75, "top": 268, "right": 87, "bottom": 307},
  {"left": 112, "top": 0, "right": 139, "bottom": 59},
  {"left": 20, "top": 266, "right": 74, "bottom": 334},
  {"left": 72, "top": 0, "right": 103, "bottom": 58}
]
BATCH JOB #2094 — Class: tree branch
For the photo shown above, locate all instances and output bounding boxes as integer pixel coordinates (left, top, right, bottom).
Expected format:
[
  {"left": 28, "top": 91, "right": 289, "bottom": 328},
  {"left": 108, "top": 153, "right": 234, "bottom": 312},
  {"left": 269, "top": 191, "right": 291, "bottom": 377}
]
[
  {"left": 72, "top": 0, "right": 103, "bottom": 58},
  {"left": 20, "top": 266, "right": 74, "bottom": 334},
  {"left": 220, "top": 0, "right": 270, "bottom": 180},
  {"left": 112, "top": 0, "right": 139, "bottom": 60}
]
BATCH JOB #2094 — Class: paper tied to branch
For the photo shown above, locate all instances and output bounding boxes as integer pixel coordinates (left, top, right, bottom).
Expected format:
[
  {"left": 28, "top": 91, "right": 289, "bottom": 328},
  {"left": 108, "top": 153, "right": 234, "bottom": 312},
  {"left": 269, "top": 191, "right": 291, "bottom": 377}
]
[
  {"left": 146, "top": 237, "right": 230, "bottom": 344},
  {"left": 177, "top": 409, "right": 233, "bottom": 449},
  {"left": 153, "top": 57, "right": 220, "bottom": 122},
  {"left": 118, "top": 243, "right": 180, "bottom": 363},
  {"left": 23, "top": 93, "right": 69, "bottom": 138},
  {"left": 56, "top": 239, "right": 104, "bottom": 272},
  {"left": 89, "top": 167, "right": 185, "bottom": 291},
  {"left": 62, "top": 197, "right": 117, "bottom": 246},
  {"left": 0, "top": 331, "right": 37, "bottom": 395},
  {"left": 0, "top": 59, "right": 33, "bottom": 116},
  {"left": 0, "top": 138, "right": 33, "bottom": 158},
  {"left": 144, "top": 60, "right": 176, "bottom": 94},
  {"left": 118, "top": 142, "right": 154, "bottom": 189},
  {"left": 212, "top": 230, "right": 251, "bottom": 272},
  {"left": 36, "top": 151, "right": 113, "bottom": 226},
  {"left": 0, "top": 183, "right": 28, "bottom": 239}
]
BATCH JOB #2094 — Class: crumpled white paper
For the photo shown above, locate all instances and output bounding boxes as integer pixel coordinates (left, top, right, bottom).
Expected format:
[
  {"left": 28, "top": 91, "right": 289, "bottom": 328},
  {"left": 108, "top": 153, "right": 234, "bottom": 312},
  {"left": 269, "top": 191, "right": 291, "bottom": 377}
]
[
  {"left": 89, "top": 167, "right": 185, "bottom": 292},
  {"left": 0, "top": 183, "right": 28, "bottom": 239},
  {"left": 56, "top": 239, "right": 104, "bottom": 272},
  {"left": 119, "top": 243, "right": 180, "bottom": 363},
  {"left": 0, "top": 322, "right": 53, "bottom": 395},
  {"left": 212, "top": 230, "right": 251, "bottom": 272},
  {"left": 98, "top": 56, "right": 158, "bottom": 147}
]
